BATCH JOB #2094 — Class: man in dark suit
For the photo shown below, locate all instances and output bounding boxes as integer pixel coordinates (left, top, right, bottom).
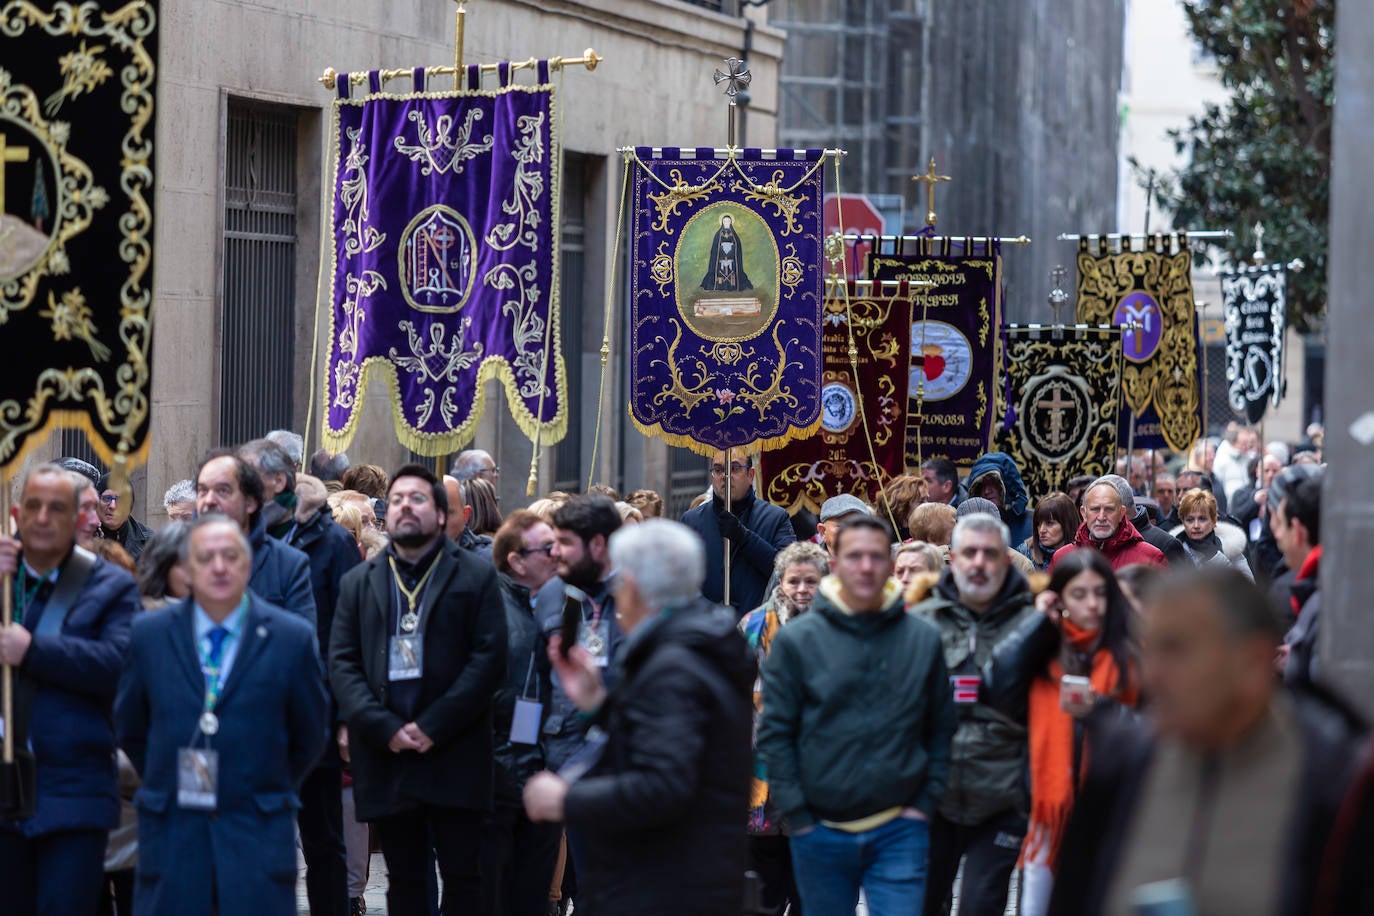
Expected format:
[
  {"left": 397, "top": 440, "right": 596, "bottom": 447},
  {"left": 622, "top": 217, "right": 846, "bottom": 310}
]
[
  {"left": 240, "top": 439, "right": 361, "bottom": 916},
  {"left": 329, "top": 464, "right": 507, "bottom": 916},
  {"left": 0, "top": 463, "right": 142, "bottom": 915},
  {"left": 195, "top": 449, "right": 316, "bottom": 631},
  {"left": 115, "top": 514, "right": 328, "bottom": 914}
]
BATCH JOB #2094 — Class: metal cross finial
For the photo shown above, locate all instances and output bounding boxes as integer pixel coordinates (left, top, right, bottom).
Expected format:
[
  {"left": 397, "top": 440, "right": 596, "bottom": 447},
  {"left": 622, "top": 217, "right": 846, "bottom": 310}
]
[
  {"left": 1252, "top": 221, "right": 1266, "bottom": 265},
  {"left": 912, "top": 157, "right": 952, "bottom": 228},
  {"left": 713, "top": 58, "right": 752, "bottom": 100}
]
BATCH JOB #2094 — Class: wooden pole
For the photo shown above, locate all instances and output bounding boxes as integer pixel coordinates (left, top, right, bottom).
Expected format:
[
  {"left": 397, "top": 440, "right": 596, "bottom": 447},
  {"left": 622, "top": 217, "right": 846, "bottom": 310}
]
[{"left": 723, "top": 447, "right": 732, "bottom": 608}]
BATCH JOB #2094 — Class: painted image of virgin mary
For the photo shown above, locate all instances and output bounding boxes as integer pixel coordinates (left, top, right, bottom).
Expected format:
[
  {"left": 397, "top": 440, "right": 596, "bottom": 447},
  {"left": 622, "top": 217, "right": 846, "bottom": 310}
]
[{"left": 700, "top": 214, "right": 753, "bottom": 292}]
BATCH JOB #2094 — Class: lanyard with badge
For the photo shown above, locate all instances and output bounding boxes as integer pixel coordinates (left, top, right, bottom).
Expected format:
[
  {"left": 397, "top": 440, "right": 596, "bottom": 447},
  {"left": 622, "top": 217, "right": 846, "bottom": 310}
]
[
  {"left": 509, "top": 649, "right": 543, "bottom": 746},
  {"left": 567, "top": 585, "right": 610, "bottom": 668},
  {"left": 178, "top": 604, "right": 242, "bottom": 811},
  {"left": 388, "top": 555, "right": 437, "bottom": 681}
]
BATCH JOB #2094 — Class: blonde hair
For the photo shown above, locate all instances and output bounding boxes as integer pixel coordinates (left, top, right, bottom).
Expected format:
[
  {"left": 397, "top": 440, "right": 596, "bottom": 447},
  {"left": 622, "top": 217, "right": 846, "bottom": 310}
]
[{"left": 1178, "top": 487, "right": 1218, "bottom": 523}]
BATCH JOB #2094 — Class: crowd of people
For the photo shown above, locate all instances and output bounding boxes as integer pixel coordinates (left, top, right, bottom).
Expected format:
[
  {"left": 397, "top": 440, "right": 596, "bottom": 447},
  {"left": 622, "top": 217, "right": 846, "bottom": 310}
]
[{"left": 0, "top": 419, "right": 1368, "bottom": 916}]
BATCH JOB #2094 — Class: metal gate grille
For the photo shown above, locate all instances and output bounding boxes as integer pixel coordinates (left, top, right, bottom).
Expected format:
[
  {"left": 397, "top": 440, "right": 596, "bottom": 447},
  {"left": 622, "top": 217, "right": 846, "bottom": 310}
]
[
  {"left": 552, "top": 155, "right": 587, "bottom": 493},
  {"left": 219, "top": 100, "right": 298, "bottom": 447},
  {"left": 667, "top": 447, "right": 710, "bottom": 520}
]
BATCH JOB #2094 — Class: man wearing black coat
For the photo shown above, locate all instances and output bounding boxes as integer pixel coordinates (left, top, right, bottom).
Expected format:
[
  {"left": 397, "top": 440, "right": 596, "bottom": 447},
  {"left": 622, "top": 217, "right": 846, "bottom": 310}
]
[
  {"left": 1049, "top": 568, "right": 1372, "bottom": 916},
  {"left": 0, "top": 464, "right": 142, "bottom": 914},
  {"left": 680, "top": 450, "right": 795, "bottom": 616},
  {"left": 524, "top": 519, "right": 753, "bottom": 916},
  {"left": 241, "top": 439, "right": 361, "bottom": 916},
  {"left": 329, "top": 464, "right": 507, "bottom": 916}
]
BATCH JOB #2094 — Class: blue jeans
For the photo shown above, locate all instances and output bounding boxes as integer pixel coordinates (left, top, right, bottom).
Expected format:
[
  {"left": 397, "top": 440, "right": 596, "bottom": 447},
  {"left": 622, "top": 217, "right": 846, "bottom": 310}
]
[{"left": 789, "top": 815, "right": 930, "bottom": 916}]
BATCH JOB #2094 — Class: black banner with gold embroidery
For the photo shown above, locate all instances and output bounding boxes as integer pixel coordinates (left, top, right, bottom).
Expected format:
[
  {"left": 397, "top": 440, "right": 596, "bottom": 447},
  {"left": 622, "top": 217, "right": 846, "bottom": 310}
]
[
  {"left": 1075, "top": 235, "right": 1200, "bottom": 453},
  {"left": 761, "top": 285, "right": 912, "bottom": 514},
  {"left": 869, "top": 239, "right": 1001, "bottom": 470},
  {"left": 993, "top": 325, "right": 1124, "bottom": 501},
  {"left": 0, "top": 2, "right": 157, "bottom": 472}
]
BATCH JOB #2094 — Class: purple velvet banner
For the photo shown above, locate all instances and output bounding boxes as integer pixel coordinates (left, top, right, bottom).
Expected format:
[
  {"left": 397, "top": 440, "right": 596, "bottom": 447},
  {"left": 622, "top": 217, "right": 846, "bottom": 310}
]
[
  {"left": 868, "top": 240, "right": 1002, "bottom": 470},
  {"left": 628, "top": 148, "right": 826, "bottom": 455},
  {"left": 322, "top": 68, "right": 565, "bottom": 455}
]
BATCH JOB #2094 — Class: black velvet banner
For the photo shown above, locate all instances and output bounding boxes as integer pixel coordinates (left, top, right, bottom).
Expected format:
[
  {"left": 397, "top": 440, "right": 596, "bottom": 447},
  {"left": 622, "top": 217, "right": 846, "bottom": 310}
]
[{"left": 0, "top": 2, "right": 157, "bottom": 471}]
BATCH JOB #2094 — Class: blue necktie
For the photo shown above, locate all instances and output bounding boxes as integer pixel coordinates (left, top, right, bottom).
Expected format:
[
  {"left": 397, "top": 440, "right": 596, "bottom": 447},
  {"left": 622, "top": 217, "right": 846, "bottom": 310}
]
[{"left": 204, "top": 626, "right": 229, "bottom": 692}]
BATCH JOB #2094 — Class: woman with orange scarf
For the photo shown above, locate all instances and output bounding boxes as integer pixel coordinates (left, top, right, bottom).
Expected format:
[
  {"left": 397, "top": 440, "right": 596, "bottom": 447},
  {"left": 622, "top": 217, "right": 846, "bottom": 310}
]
[{"left": 982, "top": 547, "right": 1140, "bottom": 916}]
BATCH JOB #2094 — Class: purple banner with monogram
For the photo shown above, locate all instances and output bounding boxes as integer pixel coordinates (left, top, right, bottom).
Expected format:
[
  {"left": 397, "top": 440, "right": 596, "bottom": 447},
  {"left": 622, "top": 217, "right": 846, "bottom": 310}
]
[
  {"left": 868, "top": 239, "right": 1002, "bottom": 470},
  {"left": 321, "top": 64, "right": 566, "bottom": 456},
  {"left": 627, "top": 147, "right": 827, "bottom": 455}
]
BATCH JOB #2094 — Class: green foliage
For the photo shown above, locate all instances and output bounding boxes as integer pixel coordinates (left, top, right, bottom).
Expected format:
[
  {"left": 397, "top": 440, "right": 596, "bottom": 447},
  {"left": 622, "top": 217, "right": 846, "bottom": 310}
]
[{"left": 1163, "top": 0, "right": 1333, "bottom": 332}]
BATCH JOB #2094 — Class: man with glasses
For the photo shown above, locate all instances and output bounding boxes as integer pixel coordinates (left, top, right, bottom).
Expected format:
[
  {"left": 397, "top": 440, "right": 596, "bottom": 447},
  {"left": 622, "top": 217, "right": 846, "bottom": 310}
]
[
  {"left": 681, "top": 450, "right": 795, "bottom": 617},
  {"left": 329, "top": 464, "right": 507, "bottom": 916},
  {"left": 484, "top": 511, "right": 561, "bottom": 916}
]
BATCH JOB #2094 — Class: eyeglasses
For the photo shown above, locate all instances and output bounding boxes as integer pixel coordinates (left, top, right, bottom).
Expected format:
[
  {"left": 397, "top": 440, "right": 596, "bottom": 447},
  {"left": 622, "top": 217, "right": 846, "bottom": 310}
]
[
  {"left": 388, "top": 492, "right": 432, "bottom": 507},
  {"left": 709, "top": 463, "right": 750, "bottom": 477},
  {"left": 517, "top": 542, "right": 555, "bottom": 557},
  {"left": 480, "top": 466, "right": 500, "bottom": 477},
  {"left": 98, "top": 494, "right": 119, "bottom": 505}
]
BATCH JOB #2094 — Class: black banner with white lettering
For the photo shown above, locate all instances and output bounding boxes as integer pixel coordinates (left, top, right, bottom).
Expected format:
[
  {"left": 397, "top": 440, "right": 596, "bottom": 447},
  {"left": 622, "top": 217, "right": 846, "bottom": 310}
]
[{"left": 1221, "top": 264, "right": 1286, "bottom": 424}]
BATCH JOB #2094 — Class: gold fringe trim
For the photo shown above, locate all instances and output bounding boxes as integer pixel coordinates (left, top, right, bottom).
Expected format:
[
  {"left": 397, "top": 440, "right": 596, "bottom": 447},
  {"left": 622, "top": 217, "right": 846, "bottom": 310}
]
[
  {"left": 321, "top": 350, "right": 569, "bottom": 458},
  {"left": 627, "top": 407, "right": 822, "bottom": 459},
  {"left": 0, "top": 411, "right": 151, "bottom": 479}
]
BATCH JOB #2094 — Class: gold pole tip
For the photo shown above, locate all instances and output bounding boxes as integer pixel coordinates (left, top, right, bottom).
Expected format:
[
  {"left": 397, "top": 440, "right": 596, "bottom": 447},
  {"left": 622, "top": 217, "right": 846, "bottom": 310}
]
[
  {"left": 319, "top": 68, "right": 338, "bottom": 89},
  {"left": 584, "top": 48, "right": 602, "bottom": 71}
]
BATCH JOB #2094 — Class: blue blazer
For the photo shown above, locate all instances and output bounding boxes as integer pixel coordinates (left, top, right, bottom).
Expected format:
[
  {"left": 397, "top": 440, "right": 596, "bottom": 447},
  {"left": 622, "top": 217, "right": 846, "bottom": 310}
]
[
  {"left": 116, "top": 595, "right": 329, "bottom": 916},
  {"left": 5, "top": 553, "right": 140, "bottom": 837}
]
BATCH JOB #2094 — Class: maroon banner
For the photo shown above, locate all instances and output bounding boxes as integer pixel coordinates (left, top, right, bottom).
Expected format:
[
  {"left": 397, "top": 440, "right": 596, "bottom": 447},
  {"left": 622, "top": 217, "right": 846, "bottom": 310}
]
[{"left": 762, "top": 287, "right": 912, "bottom": 514}]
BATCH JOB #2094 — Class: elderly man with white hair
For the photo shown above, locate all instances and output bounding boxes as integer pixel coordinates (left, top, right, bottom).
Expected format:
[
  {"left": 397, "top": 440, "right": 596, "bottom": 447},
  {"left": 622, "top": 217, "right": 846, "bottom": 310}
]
[
  {"left": 1053, "top": 476, "right": 1168, "bottom": 571},
  {"left": 523, "top": 519, "right": 754, "bottom": 916}
]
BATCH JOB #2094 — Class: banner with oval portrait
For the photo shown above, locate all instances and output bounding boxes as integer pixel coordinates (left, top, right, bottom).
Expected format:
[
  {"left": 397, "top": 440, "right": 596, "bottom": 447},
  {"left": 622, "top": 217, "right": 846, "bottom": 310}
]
[
  {"left": 761, "top": 285, "right": 912, "bottom": 514},
  {"left": 627, "top": 147, "right": 827, "bottom": 455}
]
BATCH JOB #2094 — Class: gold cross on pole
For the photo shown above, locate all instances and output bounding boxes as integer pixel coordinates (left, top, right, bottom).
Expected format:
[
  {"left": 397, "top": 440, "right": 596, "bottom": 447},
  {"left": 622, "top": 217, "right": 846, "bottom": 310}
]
[
  {"left": 0, "top": 133, "right": 32, "bottom": 214},
  {"left": 912, "top": 156, "right": 951, "bottom": 228}
]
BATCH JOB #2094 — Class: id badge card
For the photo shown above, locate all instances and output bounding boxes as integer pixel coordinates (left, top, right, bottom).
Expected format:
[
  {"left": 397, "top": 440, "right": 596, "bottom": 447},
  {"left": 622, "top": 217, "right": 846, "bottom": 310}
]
[
  {"left": 177, "top": 747, "right": 219, "bottom": 810},
  {"left": 389, "top": 634, "right": 423, "bottom": 681},
  {"left": 510, "top": 699, "right": 543, "bottom": 746},
  {"left": 580, "top": 619, "right": 610, "bottom": 668}
]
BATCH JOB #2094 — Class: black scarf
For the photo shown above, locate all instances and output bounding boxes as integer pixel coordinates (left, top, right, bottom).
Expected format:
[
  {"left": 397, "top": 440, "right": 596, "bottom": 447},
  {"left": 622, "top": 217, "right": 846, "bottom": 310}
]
[{"left": 1181, "top": 530, "right": 1223, "bottom": 561}]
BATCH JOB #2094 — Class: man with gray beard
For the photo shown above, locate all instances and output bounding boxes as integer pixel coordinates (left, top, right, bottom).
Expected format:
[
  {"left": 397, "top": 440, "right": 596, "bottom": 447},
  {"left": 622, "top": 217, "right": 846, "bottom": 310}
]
[{"left": 910, "top": 514, "right": 1038, "bottom": 916}]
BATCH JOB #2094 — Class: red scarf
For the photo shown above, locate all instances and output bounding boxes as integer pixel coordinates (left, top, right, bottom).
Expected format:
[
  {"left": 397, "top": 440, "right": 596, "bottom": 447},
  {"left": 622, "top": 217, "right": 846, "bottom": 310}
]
[
  {"left": 1022, "top": 620, "right": 1138, "bottom": 870},
  {"left": 1291, "top": 544, "right": 1322, "bottom": 617}
]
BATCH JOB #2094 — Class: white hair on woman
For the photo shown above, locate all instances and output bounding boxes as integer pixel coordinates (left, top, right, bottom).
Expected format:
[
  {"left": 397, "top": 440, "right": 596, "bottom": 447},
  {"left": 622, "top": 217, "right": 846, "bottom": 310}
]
[{"left": 608, "top": 519, "right": 705, "bottom": 613}]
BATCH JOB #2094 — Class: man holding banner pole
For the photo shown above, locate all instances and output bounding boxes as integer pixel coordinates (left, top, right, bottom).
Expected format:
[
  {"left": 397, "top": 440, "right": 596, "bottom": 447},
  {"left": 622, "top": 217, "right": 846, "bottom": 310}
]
[
  {"left": 682, "top": 450, "right": 795, "bottom": 618},
  {"left": 0, "top": 464, "right": 142, "bottom": 915}
]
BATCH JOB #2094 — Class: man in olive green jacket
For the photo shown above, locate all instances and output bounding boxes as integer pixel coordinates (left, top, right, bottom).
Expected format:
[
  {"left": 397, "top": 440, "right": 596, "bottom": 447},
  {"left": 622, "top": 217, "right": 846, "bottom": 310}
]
[
  {"left": 759, "top": 515, "right": 957, "bottom": 916},
  {"left": 910, "top": 513, "right": 1038, "bottom": 916}
]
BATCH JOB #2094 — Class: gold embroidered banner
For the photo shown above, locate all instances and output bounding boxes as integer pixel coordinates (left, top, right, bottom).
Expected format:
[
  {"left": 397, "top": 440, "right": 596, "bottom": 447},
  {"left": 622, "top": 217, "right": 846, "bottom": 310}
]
[
  {"left": 0, "top": 1, "right": 157, "bottom": 472},
  {"left": 1075, "top": 235, "right": 1201, "bottom": 453},
  {"left": 761, "top": 285, "right": 912, "bottom": 514},
  {"left": 993, "top": 325, "right": 1123, "bottom": 500},
  {"left": 869, "top": 240, "right": 1001, "bottom": 470}
]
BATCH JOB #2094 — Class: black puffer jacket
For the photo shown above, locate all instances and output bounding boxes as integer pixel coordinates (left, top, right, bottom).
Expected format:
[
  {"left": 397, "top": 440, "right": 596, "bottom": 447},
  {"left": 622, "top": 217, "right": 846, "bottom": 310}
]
[
  {"left": 911, "top": 566, "right": 1038, "bottom": 826},
  {"left": 491, "top": 574, "right": 550, "bottom": 806},
  {"left": 563, "top": 598, "right": 754, "bottom": 916}
]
